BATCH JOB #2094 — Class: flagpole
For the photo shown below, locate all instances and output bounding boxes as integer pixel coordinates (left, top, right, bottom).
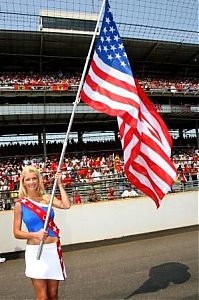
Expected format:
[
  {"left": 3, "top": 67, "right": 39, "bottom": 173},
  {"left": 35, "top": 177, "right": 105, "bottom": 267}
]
[{"left": 36, "top": 0, "right": 107, "bottom": 260}]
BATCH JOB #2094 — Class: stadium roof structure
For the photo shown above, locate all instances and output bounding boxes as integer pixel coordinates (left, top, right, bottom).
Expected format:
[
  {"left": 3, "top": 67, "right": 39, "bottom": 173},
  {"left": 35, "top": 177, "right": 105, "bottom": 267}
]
[
  {"left": 0, "top": 30, "right": 198, "bottom": 72},
  {"left": 39, "top": 10, "right": 99, "bottom": 35}
]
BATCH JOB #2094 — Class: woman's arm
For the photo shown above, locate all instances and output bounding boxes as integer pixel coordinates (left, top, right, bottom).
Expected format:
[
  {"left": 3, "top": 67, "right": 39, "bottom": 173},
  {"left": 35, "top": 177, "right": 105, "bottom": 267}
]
[
  {"left": 13, "top": 202, "right": 48, "bottom": 240},
  {"left": 51, "top": 171, "right": 71, "bottom": 209}
]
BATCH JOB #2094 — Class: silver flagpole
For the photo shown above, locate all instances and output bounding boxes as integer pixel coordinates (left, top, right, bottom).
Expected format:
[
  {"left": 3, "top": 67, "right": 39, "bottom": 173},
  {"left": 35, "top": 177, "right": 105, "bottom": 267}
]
[{"left": 37, "top": 0, "right": 107, "bottom": 260}]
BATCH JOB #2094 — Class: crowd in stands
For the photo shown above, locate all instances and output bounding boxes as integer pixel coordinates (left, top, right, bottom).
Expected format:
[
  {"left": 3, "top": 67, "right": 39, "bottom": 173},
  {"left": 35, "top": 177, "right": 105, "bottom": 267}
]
[
  {"left": 0, "top": 72, "right": 198, "bottom": 93},
  {"left": 0, "top": 146, "right": 198, "bottom": 210},
  {"left": 0, "top": 140, "right": 122, "bottom": 157},
  {"left": 0, "top": 136, "right": 197, "bottom": 158},
  {"left": 0, "top": 72, "right": 80, "bottom": 90},
  {"left": 139, "top": 76, "right": 199, "bottom": 94},
  {"left": 172, "top": 150, "right": 199, "bottom": 185},
  {"left": 0, "top": 152, "right": 125, "bottom": 191}
]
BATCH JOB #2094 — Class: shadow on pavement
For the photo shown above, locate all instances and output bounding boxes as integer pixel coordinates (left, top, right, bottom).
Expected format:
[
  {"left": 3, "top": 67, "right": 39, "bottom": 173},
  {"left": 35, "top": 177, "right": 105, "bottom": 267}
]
[{"left": 124, "top": 262, "right": 191, "bottom": 299}]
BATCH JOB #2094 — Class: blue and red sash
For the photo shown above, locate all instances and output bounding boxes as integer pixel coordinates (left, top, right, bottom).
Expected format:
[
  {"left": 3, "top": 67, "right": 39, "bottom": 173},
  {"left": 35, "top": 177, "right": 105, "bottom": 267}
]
[{"left": 18, "top": 197, "right": 66, "bottom": 279}]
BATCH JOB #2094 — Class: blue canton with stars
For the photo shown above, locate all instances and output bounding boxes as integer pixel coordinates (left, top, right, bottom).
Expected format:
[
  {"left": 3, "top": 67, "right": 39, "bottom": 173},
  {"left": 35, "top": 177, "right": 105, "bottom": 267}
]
[{"left": 95, "top": 0, "right": 133, "bottom": 77}]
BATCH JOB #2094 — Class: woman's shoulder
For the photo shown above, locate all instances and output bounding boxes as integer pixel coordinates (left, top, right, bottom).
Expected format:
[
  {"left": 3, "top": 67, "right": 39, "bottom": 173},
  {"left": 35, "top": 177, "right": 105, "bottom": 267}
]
[
  {"left": 13, "top": 200, "right": 22, "bottom": 212},
  {"left": 15, "top": 198, "right": 23, "bottom": 205}
]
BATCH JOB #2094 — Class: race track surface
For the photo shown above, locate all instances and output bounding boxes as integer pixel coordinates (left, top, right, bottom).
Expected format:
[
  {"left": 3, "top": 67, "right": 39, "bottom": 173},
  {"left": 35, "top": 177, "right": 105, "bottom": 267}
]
[{"left": 0, "top": 228, "right": 198, "bottom": 299}]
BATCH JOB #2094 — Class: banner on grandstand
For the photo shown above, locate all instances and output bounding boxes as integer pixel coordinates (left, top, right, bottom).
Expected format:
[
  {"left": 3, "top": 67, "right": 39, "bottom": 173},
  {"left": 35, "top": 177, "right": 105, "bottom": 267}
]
[
  {"left": 80, "top": 0, "right": 177, "bottom": 208},
  {"left": 14, "top": 83, "right": 68, "bottom": 91},
  {"left": 53, "top": 83, "right": 68, "bottom": 91},
  {"left": 14, "top": 84, "right": 30, "bottom": 90}
]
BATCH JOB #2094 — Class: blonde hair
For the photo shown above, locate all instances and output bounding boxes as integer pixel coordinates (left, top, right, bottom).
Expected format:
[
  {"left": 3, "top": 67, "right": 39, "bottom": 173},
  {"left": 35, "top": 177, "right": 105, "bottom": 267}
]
[{"left": 18, "top": 166, "right": 45, "bottom": 198}]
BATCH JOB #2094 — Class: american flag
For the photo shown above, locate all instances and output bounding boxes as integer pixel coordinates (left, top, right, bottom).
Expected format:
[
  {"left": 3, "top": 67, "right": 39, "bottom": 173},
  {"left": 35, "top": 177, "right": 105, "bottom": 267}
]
[{"left": 80, "top": 0, "right": 177, "bottom": 207}]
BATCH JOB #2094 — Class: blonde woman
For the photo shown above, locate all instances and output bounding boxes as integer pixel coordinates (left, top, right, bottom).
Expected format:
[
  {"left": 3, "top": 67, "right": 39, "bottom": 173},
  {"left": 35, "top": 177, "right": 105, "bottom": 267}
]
[{"left": 13, "top": 166, "right": 70, "bottom": 300}]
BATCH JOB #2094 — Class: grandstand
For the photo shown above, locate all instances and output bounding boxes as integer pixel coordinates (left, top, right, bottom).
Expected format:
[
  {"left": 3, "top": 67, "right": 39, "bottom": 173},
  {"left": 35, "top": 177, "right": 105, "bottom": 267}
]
[
  {"left": 0, "top": 0, "right": 198, "bottom": 207},
  {"left": 0, "top": 1, "right": 198, "bottom": 139}
]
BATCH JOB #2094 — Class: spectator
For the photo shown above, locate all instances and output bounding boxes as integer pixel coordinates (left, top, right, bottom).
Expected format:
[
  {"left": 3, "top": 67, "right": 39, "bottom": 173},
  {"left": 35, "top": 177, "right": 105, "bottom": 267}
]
[
  {"left": 74, "top": 190, "right": 81, "bottom": 204},
  {"left": 0, "top": 257, "right": 6, "bottom": 263},
  {"left": 177, "top": 164, "right": 183, "bottom": 173},
  {"left": 121, "top": 186, "right": 138, "bottom": 198},
  {"left": 114, "top": 154, "right": 121, "bottom": 173},
  {"left": 183, "top": 164, "right": 190, "bottom": 181},
  {"left": 177, "top": 170, "right": 187, "bottom": 190},
  {"left": 91, "top": 168, "right": 102, "bottom": 182},
  {"left": 88, "top": 188, "right": 99, "bottom": 202},
  {"left": 190, "top": 163, "right": 198, "bottom": 186},
  {"left": 107, "top": 187, "right": 115, "bottom": 200}
]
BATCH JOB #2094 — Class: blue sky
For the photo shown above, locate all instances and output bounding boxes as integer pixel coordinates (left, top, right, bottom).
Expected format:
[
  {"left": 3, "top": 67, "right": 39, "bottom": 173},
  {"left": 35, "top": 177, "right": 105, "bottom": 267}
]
[{"left": 0, "top": 0, "right": 198, "bottom": 43}]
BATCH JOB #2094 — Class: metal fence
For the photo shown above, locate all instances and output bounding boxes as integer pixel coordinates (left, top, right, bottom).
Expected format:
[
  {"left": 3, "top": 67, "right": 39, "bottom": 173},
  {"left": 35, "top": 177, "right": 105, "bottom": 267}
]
[{"left": 0, "top": 176, "right": 198, "bottom": 211}]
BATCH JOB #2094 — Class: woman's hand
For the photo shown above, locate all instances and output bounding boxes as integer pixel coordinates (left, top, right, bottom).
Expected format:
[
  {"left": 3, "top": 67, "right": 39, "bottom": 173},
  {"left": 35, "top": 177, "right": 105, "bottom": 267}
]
[
  {"left": 55, "top": 171, "right": 62, "bottom": 186},
  {"left": 37, "top": 229, "right": 48, "bottom": 241},
  {"left": 52, "top": 171, "right": 71, "bottom": 210}
]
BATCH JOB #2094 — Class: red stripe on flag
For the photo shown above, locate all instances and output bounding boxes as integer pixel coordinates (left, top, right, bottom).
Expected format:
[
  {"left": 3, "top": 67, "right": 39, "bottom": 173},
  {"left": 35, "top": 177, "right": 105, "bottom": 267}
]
[
  {"left": 134, "top": 130, "right": 176, "bottom": 175},
  {"left": 124, "top": 161, "right": 161, "bottom": 208},
  {"left": 135, "top": 79, "right": 173, "bottom": 147},
  {"left": 91, "top": 59, "right": 138, "bottom": 99},
  {"left": 81, "top": 89, "right": 137, "bottom": 127},
  {"left": 85, "top": 72, "right": 140, "bottom": 109},
  {"left": 130, "top": 160, "right": 165, "bottom": 199}
]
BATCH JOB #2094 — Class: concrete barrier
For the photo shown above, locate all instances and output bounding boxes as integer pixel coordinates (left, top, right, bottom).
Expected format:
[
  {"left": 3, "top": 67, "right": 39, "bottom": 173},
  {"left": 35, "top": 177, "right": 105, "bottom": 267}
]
[{"left": 0, "top": 190, "right": 198, "bottom": 254}]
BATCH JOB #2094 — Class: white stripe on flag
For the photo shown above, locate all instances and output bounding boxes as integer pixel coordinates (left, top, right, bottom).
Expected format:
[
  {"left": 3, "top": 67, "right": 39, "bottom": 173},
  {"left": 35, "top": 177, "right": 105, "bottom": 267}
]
[{"left": 83, "top": 81, "right": 139, "bottom": 119}]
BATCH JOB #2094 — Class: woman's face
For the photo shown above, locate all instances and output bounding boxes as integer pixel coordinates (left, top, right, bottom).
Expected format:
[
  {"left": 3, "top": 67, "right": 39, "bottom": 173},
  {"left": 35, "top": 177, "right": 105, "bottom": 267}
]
[{"left": 23, "top": 172, "right": 39, "bottom": 192}]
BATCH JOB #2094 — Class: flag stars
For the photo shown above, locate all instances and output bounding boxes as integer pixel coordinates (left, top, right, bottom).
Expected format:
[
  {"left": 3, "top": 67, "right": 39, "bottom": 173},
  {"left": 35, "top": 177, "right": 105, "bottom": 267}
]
[
  {"left": 106, "top": 36, "right": 111, "bottom": 43},
  {"left": 94, "top": 2, "right": 132, "bottom": 73},
  {"left": 103, "top": 27, "right": 108, "bottom": 34},
  {"left": 105, "top": 17, "right": 111, "bottom": 25},
  {"left": 115, "top": 53, "right": 121, "bottom": 59},
  {"left": 114, "top": 35, "right": 120, "bottom": 42},
  {"left": 118, "top": 43, "right": 124, "bottom": 50},
  {"left": 109, "top": 26, "right": 115, "bottom": 33},
  {"left": 120, "top": 61, "right": 126, "bottom": 67},
  {"left": 110, "top": 45, "right": 116, "bottom": 51}
]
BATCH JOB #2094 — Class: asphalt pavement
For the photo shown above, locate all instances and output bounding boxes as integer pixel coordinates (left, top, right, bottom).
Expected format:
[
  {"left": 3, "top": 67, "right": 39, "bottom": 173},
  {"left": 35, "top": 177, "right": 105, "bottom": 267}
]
[{"left": 0, "top": 227, "right": 198, "bottom": 300}]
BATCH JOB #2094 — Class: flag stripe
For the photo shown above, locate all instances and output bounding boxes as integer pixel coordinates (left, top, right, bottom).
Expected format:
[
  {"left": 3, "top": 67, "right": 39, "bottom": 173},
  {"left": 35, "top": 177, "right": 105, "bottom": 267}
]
[
  {"left": 134, "top": 130, "right": 176, "bottom": 175},
  {"left": 125, "top": 162, "right": 161, "bottom": 208},
  {"left": 122, "top": 124, "right": 176, "bottom": 184},
  {"left": 119, "top": 122, "right": 174, "bottom": 189},
  {"left": 130, "top": 160, "right": 166, "bottom": 200},
  {"left": 81, "top": 83, "right": 137, "bottom": 114},
  {"left": 93, "top": 52, "right": 136, "bottom": 87},
  {"left": 81, "top": 89, "right": 138, "bottom": 128},
  {"left": 133, "top": 155, "right": 171, "bottom": 192},
  {"left": 90, "top": 58, "right": 139, "bottom": 104},
  {"left": 85, "top": 71, "right": 139, "bottom": 109},
  {"left": 118, "top": 116, "right": 176, "bottom": 203},
  {"left": 136, "top": 79, "right": 172, "bottom": 151}
]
